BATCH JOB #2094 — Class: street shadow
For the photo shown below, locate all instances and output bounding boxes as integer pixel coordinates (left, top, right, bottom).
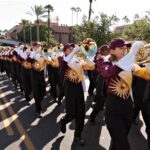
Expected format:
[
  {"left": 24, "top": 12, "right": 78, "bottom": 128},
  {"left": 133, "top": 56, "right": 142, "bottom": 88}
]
[{"left": 51, "top": 136, "right": 65, "bottom": 150}]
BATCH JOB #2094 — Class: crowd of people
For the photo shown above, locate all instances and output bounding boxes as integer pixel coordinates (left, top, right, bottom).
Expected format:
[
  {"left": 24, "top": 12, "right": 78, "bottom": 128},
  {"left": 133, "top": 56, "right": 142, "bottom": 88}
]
[{"left": 0, "top": 38, "right": 150, "bottom": 149}]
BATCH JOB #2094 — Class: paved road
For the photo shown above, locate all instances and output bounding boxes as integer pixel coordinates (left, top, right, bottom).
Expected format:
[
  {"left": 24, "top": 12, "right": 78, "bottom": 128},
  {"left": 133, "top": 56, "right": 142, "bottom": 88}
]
[{"left": 0, "top": 73, "right": 149, "bottom": 150}]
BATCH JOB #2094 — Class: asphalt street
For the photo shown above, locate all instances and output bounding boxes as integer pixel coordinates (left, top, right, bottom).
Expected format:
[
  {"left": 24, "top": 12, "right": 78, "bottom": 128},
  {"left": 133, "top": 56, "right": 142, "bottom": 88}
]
[{"left": 0, "top": 73, "right": 149, "bottom": 150}]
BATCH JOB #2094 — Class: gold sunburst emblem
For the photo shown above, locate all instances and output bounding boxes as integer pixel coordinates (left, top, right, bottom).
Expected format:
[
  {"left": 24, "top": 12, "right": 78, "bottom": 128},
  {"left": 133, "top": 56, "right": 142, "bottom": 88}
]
[
  {"left": 65, "top": 68, "right": 82, "bottom": 83},
  {"left": 51, "top": 60, "right": 59, "bottom": 68},
  {"left": 22, "top": 61, "right": 32, "bottom": 69},
  {"left": 32, "top": 61, "right": 45, "bottom": 72},
  {"left": 109, "top": 78, "right": 130, "bottom": 99},
  {"left": 12, "top": 56, "right": 17, "bottom": 62}
]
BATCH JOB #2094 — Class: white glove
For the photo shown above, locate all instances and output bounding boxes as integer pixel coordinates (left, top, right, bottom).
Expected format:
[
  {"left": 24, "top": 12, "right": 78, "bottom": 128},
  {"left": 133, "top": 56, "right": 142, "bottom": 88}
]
[
  {"left": 64, "top": 46, "right": 80, "bottom": 63},
  {"left": 20, "top": 51, "right": 27, "bottom": 60},
  {"left": 34, "top": 53, "right": 44, "bottom": 63},
  {"left": 35, "top": 46, "right": 42, "bottom": 53},
  {"left": 29, "top": 51, "right": 37, "bottom": 59},
  {"left": 86, "top": 57, "right": 95, "bottom": 66}
]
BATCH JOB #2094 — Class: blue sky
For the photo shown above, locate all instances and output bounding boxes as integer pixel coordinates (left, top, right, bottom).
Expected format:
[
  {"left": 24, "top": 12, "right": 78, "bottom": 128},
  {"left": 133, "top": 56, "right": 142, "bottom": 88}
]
[{"left": 0, "top": 0, "right": 149, "bottom": 30}]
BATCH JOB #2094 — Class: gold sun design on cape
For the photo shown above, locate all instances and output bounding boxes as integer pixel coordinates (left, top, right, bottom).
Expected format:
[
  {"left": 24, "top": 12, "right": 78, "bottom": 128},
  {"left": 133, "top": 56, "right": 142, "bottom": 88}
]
[
  {"left": 109, "top": 78, "right": 130, "bottom": 100},
  {"left": 65, "top": 68, "right": 82, "bottom": 83}
]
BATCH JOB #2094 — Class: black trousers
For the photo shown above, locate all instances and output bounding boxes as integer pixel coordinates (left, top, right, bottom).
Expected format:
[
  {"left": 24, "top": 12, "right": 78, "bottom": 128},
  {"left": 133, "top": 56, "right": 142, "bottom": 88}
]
[
  {"left": 11, "top": 61, "right": 18, "bottom": 87},
  {"left": 87, "top": 70, "right": 96, "bottom": 96},
  {"left": 30, "top": 69, "right": 46, "bottom": 113},
  {"left": 105, "top": 94, "right": 133, "bottom": 150},
  {"left": 141, "top": 82, "right": 150, "bottom": 149},
  {"left": 0, "top": 60, "right": 5, "bottom": 73},
  {"left": 4, "top": 61, "right": 11, "bottom": 78},
  {"left": 132, "top": 77, "right": 147, "bottom": 120},
  {"left": 57, "top": 71, "right": 64, "bottom": 102},
  {"left": 21, "top": 67, "right": 32, "bottom": 101},
  {"left": 16, "top": 63, "right": 23, "bottom": 90},
  {"left": 90, "top": 74, "right": 106, "bottom": 120},
  {"left": 62, "top": 80, "right": 85, "bottom": 137},
  {"left": 47, "top": 65, "right": 59, "bottom": 99}
]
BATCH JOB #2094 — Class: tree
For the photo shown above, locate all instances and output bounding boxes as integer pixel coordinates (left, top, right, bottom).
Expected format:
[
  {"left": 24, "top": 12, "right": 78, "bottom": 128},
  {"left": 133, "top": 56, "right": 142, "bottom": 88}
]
[
  {"left": 70, "top": 13, "right": 120, "bottom": 46},
  {"left": 134, "top": 13, "right": 140, "bottom": 20},
  {"left": 88, "top": 0, "right": 96, "bottom": 21},
  {"left": 75, "top": 7, "right": 81, "bottom": 25},
  {"left": 122, "top": 16, "right": 130, "bottom": 24},
  {"left": 122, "top": 18, "right": 150, "bottom": 42},
  {"left": 27, "top": 5, "right": 46, "bottom": 41},
  {"left": 70, "top": 7, "right": 76, "bottom": 25},
  {"left": 18, "top": 25, "right": 57, "bottom": 45},
  {"left": 44, "top": 4, "right": 54, "bottom": 47},
  {"left": 19, "top": 19, "right": 29, "bottom": 43}
]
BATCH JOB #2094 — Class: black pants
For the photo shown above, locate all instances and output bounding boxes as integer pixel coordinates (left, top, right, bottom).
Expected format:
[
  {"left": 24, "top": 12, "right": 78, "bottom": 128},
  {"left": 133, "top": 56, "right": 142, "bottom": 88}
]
[
  {"left": 0, "top": 60, "right": 5, "bottom": 73},
  {"left": 16, "top": 63, "right": 23, "bottom": 90},
  {"left": 4, "top": 61, "right": 11, "bottom": 78},
  {"left": 11, "top": 61, "right": 18, "bottom": 87},
  {"left": 90, "top": 74, "right": 106, "bottom": 120},
  {"left": 21, "top": 67, "right": 32, "bottom": 101},
  {"left": 87, "top": 70, "right": 96, "bottom": 96},
  {"left": 57, "top": 71, "right": 64, "bottom": 102},
  {"left": 47, "top": 65, "right": 59, "bottom": 99},
  {"left": 141, "top": 82, "right": 150, "bottom": 149},
  {"left": 132, "top": 77, "right": 147, "bottom": 120},
  {"left": 105, "top": 94, "right": 133, "bottom": 150},
  {"left": 62, "top": 80, "right": 85, "bottom": 137},
  {"left": 30, "top": 69, "right": 46, "bottom": 113}
]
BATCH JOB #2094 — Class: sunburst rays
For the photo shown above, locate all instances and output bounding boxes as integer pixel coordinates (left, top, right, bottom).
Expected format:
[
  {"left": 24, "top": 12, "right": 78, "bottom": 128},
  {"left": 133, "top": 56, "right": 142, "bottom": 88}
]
[{"left": 109, "top": 78, "right": 130, "bottom": 100}]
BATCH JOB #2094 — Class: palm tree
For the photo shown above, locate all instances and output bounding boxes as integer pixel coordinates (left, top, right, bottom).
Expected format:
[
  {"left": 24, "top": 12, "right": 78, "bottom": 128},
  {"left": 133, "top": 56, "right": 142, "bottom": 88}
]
[
  {"left": 27, "top": 5, "right": 46, "bottom": 41},
  {"left": 134, "top": 13, "right": 139, "bottom": 20},
  {"left": 44, "top": 4, "right": 54, "bottom": 47},
  {"left": 76, "top": 7, "right": 81, "bottom": 25},
  {"left": 20, "top": 19, "right": 29, "bottom": 43},
  {"left": 70, "top": 7, "right": 76, "bottom": 25},
  {"left": 122, "top": 16, "right": 130, "bottom": 25},
  {"left": 88, "top": 0, "right": 96, "bottom": 21}
]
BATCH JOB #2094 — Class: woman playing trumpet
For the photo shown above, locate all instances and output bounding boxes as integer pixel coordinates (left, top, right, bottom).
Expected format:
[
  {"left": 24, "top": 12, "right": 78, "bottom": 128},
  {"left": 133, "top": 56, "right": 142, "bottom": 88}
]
[{"left": 96, "top": 38, "right": 150, "bottom": 150}]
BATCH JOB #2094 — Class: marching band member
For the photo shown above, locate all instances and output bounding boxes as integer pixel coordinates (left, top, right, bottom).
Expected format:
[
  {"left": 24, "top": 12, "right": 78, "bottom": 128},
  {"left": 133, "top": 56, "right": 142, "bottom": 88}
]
[
  {"left": 19, "top": 46, "right": 32, "bottom": 105},
  {"left": 59, "top": 43, "right": 95, "bottom": 145},
  {"left": 46, "top": 48, "right": 60, "bottom": 102},
  {"left": 27, "top": 42, "right": 46, "bottom": 118},
  {"left": 14, "top": 45, "right": 24, "bottom": 92},
  {"left": 96, "top": 38, "right": 150, "bottom": 150},
  {"left": 90, "top": 45, "right": 110, "bottom": 124},
  {"left": 10, "top": 47, "right": 18, "bottom": 89}
]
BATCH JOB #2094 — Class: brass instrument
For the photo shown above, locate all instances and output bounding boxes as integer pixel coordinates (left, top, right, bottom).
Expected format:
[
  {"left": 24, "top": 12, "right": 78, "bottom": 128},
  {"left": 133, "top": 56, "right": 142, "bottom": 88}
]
[
  {"left": 135, "top": 43, "right": 150, "bottom": 64},
  {"left": 76, "top": 38, "right": 97, "bottom": 58}
]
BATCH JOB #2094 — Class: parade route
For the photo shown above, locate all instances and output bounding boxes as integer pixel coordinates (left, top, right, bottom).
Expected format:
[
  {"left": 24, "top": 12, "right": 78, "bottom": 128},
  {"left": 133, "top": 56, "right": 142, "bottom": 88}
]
[{"left": 0, "top": 73, "right": 149, "bottom": 150}]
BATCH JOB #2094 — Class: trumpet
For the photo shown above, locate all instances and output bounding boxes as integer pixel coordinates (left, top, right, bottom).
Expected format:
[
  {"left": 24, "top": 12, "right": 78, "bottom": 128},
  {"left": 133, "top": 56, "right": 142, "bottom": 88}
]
[
  {"left": 135, "top": 43, "right": 150, "bottom": 64},
  {"left": 76, "top": 38, "right": 97, "bottom": 59}
]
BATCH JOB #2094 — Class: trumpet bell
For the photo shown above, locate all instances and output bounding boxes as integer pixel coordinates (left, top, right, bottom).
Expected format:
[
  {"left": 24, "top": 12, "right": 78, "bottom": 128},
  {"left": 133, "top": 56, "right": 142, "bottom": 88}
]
[
  {"left": 79, "top": 38, "right": 97, "bottom": 57},
  {"left": 135, "top": 43, "right": 150, "bottom": 63}
]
